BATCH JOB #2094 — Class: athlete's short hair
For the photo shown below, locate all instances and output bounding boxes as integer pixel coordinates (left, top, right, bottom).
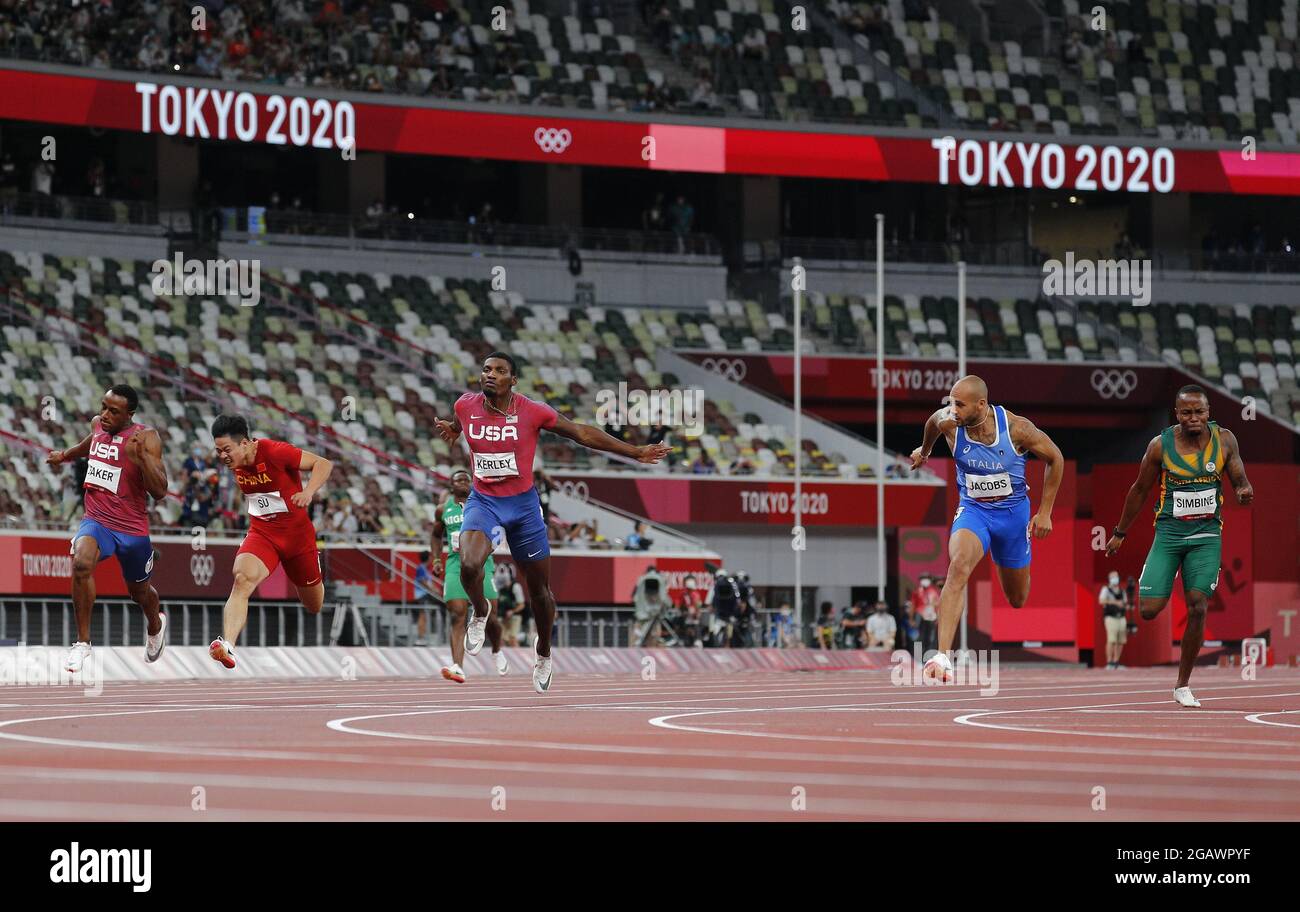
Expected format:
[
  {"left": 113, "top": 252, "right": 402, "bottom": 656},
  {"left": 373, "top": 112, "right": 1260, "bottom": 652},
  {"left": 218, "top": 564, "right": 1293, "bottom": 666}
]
[
  {"left": 484, "top": 351, "right": 518, "bottom": 376},
  {"left": 450, "top": 467, "right": 471, "bottom": 480},
  {"left": 210, "top": 414, "right": 251, "bottom": 441},
  {"left": 106, "top": 384, "right": 139, "bottom": 412},
  {"left": 1175, "top": 384, "right": 1208, "bottom": 402}
]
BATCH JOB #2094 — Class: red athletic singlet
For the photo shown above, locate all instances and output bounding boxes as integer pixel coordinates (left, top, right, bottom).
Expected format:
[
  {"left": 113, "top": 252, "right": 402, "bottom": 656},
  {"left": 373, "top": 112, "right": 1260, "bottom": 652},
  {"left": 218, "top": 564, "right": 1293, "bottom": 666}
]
[{"left": 82, "top": 420, "right": 152, "bottom": 536}]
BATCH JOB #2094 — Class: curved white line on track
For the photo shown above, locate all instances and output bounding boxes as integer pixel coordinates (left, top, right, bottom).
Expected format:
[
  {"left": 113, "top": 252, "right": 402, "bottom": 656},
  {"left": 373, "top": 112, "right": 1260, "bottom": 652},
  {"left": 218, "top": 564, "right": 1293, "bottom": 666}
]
[{"left": 1245, "top": 711, "right": 1300, "bottom": 729}]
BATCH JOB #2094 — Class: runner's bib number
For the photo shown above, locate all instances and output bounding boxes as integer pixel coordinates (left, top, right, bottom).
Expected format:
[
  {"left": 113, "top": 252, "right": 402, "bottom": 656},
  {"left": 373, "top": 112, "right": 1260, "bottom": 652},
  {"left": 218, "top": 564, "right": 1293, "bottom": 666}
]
[
  {"left": 450, "top": 530, "right": 461, "bottom": 553},
  {"left": 965, "top": 472, "right": 1012, "bottom": 499},
  {"left": 247, "top": 491, "right": 290, "bottom": 518},
  {"left": 474, "top": 451, "right": 519, "bottom": 479},
  {"left": 1172, "top": 488, "right": 1217, "bottom": 519},
  {"left": 84, "top": 458, "right": 122, "bottom": 494}
]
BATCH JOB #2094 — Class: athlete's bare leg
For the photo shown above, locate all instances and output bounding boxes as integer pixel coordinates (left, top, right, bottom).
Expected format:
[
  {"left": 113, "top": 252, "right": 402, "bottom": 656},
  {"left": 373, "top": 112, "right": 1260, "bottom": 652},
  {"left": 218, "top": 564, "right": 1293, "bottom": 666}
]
[
  {"left": 937, "top": 530, "right": 985, "bottom": 653},
  {"left": 1176, "top": 589, "right": 1209, "bottom": 689},
  {"left": 223, "top": 552, "right": 271, "bottom": 645},
  {"left": 125, "top": 579, "right": 162, "bottom": 637},
  {"left": 458, "top": 530, "right": 494, "bottom": 624},
  {"left": 519, "top": 557, "right": 556, "bottom": 659},
  {"left": 295, "top": 581, "right": 324, "bottom": 615},
  {"left": 995, "top": 565, "right": 1031, "bottom": 609},
  {"left": 447, "top": 599, "right": 468, "bottom": 666},
  {"left": 70, "top": 535, "right": 101, "bottom": 643},
  {"left": 486, "top": 598, "right": 503, "bottom": 653}
]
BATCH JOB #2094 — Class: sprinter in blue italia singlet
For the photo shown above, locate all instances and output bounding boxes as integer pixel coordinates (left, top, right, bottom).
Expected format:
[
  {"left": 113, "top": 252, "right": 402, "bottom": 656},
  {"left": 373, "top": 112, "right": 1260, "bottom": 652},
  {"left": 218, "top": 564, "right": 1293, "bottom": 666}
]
[{"left": 910, "top": 375, "right": 1066, "bottom": 683}]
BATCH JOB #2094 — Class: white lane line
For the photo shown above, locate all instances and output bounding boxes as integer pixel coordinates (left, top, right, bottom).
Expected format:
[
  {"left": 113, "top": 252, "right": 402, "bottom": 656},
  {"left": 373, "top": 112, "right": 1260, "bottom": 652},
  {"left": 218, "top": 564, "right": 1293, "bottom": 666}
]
[{"left": 953, "top": 692, "right": 1300, "bottom": 744}]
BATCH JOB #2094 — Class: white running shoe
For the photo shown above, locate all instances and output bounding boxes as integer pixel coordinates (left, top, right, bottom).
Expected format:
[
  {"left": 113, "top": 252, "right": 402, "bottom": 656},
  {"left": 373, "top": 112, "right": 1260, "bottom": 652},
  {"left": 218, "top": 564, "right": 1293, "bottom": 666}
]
[
  {"left": 1173, "top": 686, "right": 1201, "bottom": 708},
  {"left": 209, "top": 636, "right": 236, "bottom": 669},
  {"left": 494, "top": 650, "right": 509, "bottom": 676},
  {"left": 64, "top": 641, "right": 92, "bottom": 674},
  {"left": 532, "top": 641, "right": 553, "bottom": 694},
  {"left": 441, "top": 663, "right": 466, "bottom": 684},
  {"left": 465, "top": 610, "right": 488, "bottom": 656},
  {"left": 145, "top": 612, "right": 168, "bottom": 663},
  {"left": 922, "top": 651, "right": 955, "bottom": 683}
]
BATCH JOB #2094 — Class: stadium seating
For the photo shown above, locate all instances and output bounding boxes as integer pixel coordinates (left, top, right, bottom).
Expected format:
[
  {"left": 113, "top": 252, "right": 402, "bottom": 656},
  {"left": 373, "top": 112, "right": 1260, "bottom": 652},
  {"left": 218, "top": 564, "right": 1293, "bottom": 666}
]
[
  {"left": 0, "top": 248, "right": 880, "bottom": 528},
  {"left": 3, "top": 0, "right": 1296, "bottom": 137}
]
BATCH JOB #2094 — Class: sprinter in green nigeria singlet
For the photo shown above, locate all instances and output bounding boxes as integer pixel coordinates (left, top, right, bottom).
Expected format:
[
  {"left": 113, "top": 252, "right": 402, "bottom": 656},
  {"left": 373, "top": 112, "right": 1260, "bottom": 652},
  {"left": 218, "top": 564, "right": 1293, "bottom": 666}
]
[{"left": 1104, "top": 385, "right": 1254, "bottom": 708}]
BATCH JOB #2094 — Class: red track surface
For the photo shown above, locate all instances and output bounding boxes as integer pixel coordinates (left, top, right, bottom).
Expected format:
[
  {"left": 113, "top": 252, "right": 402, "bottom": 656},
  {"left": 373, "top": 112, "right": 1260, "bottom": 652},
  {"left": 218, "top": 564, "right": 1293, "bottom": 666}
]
[{"left": 1, "top": 666, "right": 1298, "bottom": 821}]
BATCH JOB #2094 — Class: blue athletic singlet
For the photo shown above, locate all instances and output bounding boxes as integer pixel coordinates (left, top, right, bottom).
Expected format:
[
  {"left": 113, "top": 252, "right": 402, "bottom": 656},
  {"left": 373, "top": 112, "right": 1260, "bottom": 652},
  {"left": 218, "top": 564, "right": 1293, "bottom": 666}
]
[
  {"left": 954, "top": 406, "right": 1028, "bottom": 509},
  {"left": 950, "top": 405, "right": 1033, "bottom": 568}
]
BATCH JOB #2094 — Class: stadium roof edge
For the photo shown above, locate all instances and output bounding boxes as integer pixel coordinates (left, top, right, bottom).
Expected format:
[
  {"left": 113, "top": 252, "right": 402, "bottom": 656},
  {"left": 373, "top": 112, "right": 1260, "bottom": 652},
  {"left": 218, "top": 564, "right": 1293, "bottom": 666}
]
[{"left": 0, "top": 59, "right": 1283, "bottom": 156}]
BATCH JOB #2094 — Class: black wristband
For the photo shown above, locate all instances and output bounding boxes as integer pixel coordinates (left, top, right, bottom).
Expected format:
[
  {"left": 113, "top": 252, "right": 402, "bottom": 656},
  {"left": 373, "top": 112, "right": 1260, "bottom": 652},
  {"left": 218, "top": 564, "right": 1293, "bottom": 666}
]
[{"left": 1112, "top": 527, "right": 1126, "bottom": 539}]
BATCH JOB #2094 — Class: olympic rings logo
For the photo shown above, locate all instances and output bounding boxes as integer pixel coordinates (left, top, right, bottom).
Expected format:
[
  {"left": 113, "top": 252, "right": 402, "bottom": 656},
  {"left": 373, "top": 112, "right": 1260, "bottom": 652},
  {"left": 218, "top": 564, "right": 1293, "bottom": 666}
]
[
  {"left": 700, "top": 357, "right": 748, "bottom": 383},
  {"left": 557, "top": 480, "right": 590, "bottom": 502},
  {"left": 190, "top": 554, "right": 215, "bottom": 586},
  {"left": 1090, "top": 369, "right": 1138, "bottom": 400},
  {"left": 534, "top": 128, "right": 572, "bottom": 153}
]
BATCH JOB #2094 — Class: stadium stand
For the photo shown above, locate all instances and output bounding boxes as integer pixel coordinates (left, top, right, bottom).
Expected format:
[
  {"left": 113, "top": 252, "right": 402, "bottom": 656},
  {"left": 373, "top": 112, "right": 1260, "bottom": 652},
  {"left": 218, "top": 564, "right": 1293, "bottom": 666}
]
[{"left": 2, "top": 0, "right": 1296, "bottom": 137}]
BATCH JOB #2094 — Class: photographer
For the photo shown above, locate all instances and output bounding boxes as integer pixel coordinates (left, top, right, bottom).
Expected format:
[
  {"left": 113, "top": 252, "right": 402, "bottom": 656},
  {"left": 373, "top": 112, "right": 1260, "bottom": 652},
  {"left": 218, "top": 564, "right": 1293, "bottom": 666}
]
[
  {"left": 1099, "top": 571, "right": 1131, "bottom": 669},
  {"left": 733, "top": 570, "right": 755, "bottom": 646},
  {"left": 631, "top": 564, "right": 671, "bottom": 646},
  {"left": 706, "top": 568, "right": 740, "bottom": 647}
]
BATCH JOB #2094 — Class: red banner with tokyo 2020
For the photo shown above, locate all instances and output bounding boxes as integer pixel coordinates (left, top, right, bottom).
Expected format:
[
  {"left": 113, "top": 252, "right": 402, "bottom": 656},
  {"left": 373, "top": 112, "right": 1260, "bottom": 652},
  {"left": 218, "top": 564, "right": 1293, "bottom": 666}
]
[{"left": 1, "top": 67, "right": 1298, "bottom": 195}]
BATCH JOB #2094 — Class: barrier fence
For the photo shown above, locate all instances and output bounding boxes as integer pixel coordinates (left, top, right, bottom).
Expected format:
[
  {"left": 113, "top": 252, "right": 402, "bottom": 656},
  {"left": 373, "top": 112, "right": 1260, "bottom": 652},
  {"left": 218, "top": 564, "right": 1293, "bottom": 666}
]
[{"left": 0, "top": 598, "right": 886, "bottom": 652}]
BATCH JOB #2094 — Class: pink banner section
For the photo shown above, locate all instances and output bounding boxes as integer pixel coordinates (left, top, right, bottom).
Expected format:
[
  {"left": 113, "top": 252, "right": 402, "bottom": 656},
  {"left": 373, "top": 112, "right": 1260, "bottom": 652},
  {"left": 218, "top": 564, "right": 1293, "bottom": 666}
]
[{"left": 0, "top": 646, "right": 901, "bottom": 683}]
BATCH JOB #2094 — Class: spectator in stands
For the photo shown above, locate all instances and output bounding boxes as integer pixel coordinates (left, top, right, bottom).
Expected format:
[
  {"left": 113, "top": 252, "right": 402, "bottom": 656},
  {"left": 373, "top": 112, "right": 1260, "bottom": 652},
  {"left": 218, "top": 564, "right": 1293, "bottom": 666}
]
[
  {"left": 0, "top": 150, "right": 17, "bottom": 215},
  {"left": 669, "top": 194, "right": 695, "bottom": 252},
  {"left": 689, "top": 72, "right": 718, "bottom": 111},
  {"left": 1125, "top": 35, "right": 1145, "bottom": 66},
  {"left": 729, "top": 455, "right": 755, "bottom": 475},
  {"left": 642, "top": 192, "right": 666, "bottom": 232},
  {"left": 814, "top": 601, "right": 837, "bottom": 649},
  {"left": 741, "top": 26, "right": 766, "bottom": 61},
  {"left": 1114, "top": 232, "right": 1135, "bottom": 260},
  {"left": 1099, "top": 570, "right": 1128, "bottom": 669},
  {"left": 690, "top": 451, "right": 716, "bottom": 474},
  {"left": 625, "top": 521, "right": 653, "bottom": 551},
  {"left": 451, "top": 22, "right": 473, "bottom": 54},
  {"left": 867, "top": 600, "right": 896, "bottom": 650},
  {"left": 31, "top": 159, "right": 53, "bottom": 197},
  {"left": 910, "top": 575, "right": 940, "bottom": 653},
  {"left": 414, "top": 551, "right": 436, "bottom": 645},
  {"left": 1062, "top": 30, "right": 1082, "bottom": 72},
  {"left": 652, "top": 5, "right": 673, "bottom": 54},
  {"left": 841, "top": 601, "right": 868, "bottom": 648}
]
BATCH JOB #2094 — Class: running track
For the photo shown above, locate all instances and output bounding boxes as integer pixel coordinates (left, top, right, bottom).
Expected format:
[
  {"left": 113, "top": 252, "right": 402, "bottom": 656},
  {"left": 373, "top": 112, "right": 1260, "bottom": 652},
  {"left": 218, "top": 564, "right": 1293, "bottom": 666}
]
[{"left": 1, "top": 666, "right": 1297, "bottom": 821}]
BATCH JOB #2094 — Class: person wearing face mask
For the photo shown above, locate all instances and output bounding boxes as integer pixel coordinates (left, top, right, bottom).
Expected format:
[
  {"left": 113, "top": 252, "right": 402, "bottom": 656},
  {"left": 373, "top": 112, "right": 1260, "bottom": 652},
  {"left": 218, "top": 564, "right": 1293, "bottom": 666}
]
[
  {"left": 1099, "top": 571, "right": 1129, "bottom": 669},
  {"left": 867, "top": 601, "right": 896, "bottom": 651}
]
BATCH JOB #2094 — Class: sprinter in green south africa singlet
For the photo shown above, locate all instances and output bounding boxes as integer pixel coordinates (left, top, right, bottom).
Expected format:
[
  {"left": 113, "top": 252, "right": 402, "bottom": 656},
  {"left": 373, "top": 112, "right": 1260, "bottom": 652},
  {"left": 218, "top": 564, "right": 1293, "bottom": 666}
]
[
  {"left": 1138, "top": 421, "right": 1223, "bottom": 599},
  {"left": 442, "top": 498, "right": 496, "bottom": 604}
]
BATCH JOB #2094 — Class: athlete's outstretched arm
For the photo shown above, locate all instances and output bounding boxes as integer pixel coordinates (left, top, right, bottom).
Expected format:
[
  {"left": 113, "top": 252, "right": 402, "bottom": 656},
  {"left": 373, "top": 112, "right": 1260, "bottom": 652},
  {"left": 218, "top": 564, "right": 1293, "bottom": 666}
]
[
  {"left": 1010, "top": 412, "right": 1065, "bottom": 538},
  {"left": 1105, "top": 436, "right": 1163, "bottom": 556},
  {"left": 1220, "top": 429, "right": 1254, "bottom": 505},
  {"left": 46, "top": 418, "right": 98, "bottom": 466},
  {"left": 293, "top": 449, "right": 333, "bottom": 508},
  {"left": 430, "top": 502, "right": 446, "bottom": 573},
  {"left": 548, "top": 414, "right": 672, "bottom": 464},
  {"left": 910, "top": 407, "right": 956, "bottom": 470},
  {"left": 125, "top": 428, "right": 170, "bottom": 501}
]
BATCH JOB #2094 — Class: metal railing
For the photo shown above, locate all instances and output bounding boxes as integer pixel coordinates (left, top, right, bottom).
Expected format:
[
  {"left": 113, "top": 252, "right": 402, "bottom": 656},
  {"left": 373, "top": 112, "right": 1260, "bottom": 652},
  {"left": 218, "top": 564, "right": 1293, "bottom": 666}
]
[
  {"left": 0, "top": 189, "right": 158, "bottom": 228},
  {"left": 0, "top": 599, "right": 911, "bottom": 652},
  {"left": 209, "top": 208, "right": 722, "bottom": 257}
]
